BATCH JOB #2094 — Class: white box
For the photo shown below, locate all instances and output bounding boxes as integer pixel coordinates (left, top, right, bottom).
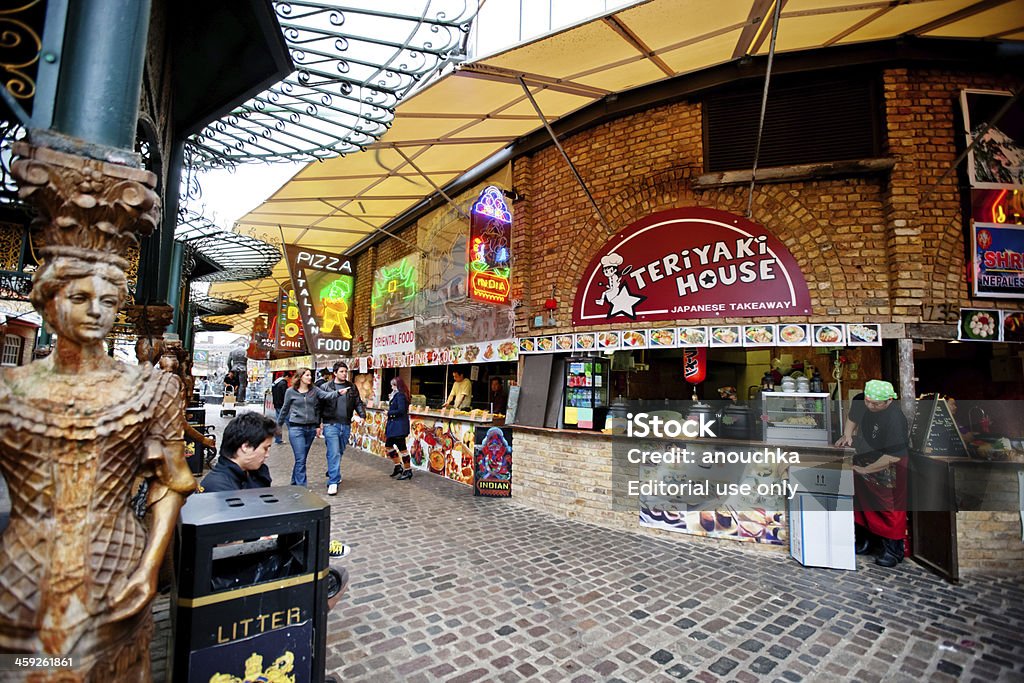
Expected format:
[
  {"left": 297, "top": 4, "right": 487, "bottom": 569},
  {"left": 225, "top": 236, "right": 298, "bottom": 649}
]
[{"left": 788, "top": 490, "right": 855, "bottom": 571}]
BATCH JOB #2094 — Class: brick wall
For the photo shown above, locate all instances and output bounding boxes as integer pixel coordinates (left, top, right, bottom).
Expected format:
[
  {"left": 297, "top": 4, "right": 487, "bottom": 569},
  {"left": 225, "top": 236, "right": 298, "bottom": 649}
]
[
  {"left": 513, "top": 429, "right": 781, "bottom": 552},
  {"left": 956, "top": 512, "right": 1024, "bottom": 574},
  {"left": 511, "top": 66, "right": 1024, "bottom": 334}
]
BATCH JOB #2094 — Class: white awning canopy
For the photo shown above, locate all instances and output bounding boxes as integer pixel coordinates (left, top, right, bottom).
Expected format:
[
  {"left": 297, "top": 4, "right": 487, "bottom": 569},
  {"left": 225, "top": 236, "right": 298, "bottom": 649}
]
[{"left": 211, "top": 0, "right": 1024, "bottom": 330}]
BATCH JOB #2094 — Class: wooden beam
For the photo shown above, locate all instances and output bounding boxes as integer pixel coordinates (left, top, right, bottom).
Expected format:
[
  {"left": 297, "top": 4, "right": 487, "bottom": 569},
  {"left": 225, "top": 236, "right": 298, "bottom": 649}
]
[
  {"left": 602, "top": 16, "right": 674, "bottom": 77},
  {"left": 733, "top": 0, "right": 778, "bottom": 59},
  {"left": 908, "top": 0, "right": 1013, "bottom": 35},
  {"left": 693, "top": 157, "right": 896, "bottom": 189}
]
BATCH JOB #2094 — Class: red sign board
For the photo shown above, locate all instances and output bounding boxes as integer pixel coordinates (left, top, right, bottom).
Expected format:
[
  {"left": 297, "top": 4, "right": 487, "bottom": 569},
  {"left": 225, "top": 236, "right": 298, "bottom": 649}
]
[{"left": 573, "top": 208, "right": 811, "bottom": 325}]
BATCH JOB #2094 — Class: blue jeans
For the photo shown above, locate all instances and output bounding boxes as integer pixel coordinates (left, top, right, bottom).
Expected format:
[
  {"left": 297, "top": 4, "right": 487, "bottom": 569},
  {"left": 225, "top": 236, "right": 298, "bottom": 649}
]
[
  {"left": 322, "top": 423, "right": 350, "bottom": 485},
  {"left": 287, "top": 424, "right": 318, "bottom": 486}
]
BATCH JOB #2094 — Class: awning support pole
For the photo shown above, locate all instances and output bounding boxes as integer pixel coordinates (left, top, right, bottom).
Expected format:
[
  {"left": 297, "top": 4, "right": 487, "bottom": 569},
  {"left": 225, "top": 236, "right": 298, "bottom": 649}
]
[
  {"left": 745, "top": 0, "right": 783, "bottom": 219},
  {"left": 393, "top": 147, "right": 471, "bottom": 221},
  {"left": 517, "top": 76, "right": 613, "bottom": 235}
]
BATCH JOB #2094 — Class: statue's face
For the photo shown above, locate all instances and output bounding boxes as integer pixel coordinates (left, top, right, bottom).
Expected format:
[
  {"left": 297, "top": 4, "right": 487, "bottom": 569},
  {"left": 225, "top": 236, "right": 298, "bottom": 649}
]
[{"left": 49, "top": 275, "right": 119, "bottom": 344}]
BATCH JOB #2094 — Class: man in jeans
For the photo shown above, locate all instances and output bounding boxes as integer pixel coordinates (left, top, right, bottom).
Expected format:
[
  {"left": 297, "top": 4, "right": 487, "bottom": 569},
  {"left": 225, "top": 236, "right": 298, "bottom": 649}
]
[
  {"left": 318, "top": 362, "right": 366, "bottom": 495},
  {"left": 270, "top": 371, "right": 292, "bottom": 444}
]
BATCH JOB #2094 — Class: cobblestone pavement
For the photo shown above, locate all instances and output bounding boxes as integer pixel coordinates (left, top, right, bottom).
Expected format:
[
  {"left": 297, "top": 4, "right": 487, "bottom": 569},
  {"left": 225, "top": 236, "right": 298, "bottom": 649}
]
[{"left": 154, "top": 406, "right": 1024, "bottom": 682}]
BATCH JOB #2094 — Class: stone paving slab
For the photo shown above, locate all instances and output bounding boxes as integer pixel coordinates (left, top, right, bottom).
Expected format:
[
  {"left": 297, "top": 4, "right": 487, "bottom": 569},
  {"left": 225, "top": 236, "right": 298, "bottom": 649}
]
[{"left": 152, "top": 407, "right": 1024, "bottom": 682}]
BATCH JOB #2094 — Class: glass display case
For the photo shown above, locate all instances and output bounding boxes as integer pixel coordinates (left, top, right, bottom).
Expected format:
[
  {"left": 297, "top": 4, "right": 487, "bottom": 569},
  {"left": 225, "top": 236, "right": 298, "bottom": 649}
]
[
  {"left": 563, "top": 356, "right": 609, "bottom": 430},
  {"left": 761, "top": 391, "right": 832, "bottom": 446}
]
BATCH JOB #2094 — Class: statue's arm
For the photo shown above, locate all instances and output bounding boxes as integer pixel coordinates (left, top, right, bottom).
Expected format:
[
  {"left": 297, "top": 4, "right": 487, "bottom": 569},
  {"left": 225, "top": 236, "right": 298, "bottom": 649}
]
[{"left": 111, "top": 373, "right": 197, "bottom": 620}]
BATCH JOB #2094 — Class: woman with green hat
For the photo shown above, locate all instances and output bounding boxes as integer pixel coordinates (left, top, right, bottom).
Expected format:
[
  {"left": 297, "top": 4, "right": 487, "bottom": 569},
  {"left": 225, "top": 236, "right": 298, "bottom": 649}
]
[{"left": 835, "top": 379, "right": 909, "bottom": 568}]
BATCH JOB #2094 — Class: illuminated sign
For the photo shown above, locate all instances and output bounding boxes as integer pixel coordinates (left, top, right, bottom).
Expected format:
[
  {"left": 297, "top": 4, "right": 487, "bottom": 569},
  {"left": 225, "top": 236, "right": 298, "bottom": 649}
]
[
  {"left": 972, "top": 222, "right": 1024, "bottom": 299},
  {"left": 573, "top": 208, "right": 811, "bottom": 324},
  {"left": 371, "top": 256, "right": 418, "bottom": 326},
  {"left": 468, "top": 186, "right": 512, "bottom": 305},
  {"left": 284, "top": 245, "right": 355, "bottom": 354},
  {"left": 273, "top": 286, "right": 306, "bottom": 352},
  {"left": 973, "top": 189, "right": 1024, "bottom": 226}
]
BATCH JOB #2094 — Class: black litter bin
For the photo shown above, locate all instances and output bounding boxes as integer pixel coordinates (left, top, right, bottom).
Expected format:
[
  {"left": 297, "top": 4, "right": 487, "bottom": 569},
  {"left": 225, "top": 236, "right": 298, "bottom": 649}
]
[{"left": 171, "top": 486, "right": 330, "bottom": 683}]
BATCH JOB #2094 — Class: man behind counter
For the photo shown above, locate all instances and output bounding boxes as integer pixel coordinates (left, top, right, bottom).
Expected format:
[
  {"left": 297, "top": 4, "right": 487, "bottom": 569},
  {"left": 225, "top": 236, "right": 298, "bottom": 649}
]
[
  {"left": 442, "top": 369, "right": 473, "bottom": 410},
  {"left": 835, "top": 379, "right": 909, "bottom": 568}
]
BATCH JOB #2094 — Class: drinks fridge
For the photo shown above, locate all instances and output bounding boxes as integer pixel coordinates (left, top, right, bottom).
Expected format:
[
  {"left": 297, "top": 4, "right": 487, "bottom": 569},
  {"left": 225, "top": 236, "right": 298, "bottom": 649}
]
[{"left": 563, "top": 356, "right": 609, "bottom": 430}]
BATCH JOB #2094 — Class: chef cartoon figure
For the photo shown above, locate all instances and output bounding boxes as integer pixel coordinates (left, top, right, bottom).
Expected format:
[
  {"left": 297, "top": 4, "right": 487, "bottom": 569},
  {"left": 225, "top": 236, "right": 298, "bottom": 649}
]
[{"left": 595, "top": 253, "right": 644, "bottom": 319}]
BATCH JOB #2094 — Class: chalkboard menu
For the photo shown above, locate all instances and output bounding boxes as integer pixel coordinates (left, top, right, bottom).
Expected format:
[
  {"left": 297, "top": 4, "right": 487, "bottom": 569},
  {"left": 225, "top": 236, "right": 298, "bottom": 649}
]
[{"left": 910, "top": 397, "right": 968, "bottom": 457}]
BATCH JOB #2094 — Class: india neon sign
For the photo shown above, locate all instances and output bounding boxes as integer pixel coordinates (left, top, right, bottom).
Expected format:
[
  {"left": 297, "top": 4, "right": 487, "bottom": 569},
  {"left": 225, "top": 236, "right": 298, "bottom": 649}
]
[{"left": 468, "top": 186, "right": 512, "bottom": 305}]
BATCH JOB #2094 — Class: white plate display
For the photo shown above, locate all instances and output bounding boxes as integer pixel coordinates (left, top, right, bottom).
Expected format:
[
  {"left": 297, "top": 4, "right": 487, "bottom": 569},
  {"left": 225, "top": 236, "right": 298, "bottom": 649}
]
[
  {"left": 709, "top": 326, "right": 742, "bottom": 347},
  {"left": 812, "top": 324, "right": 845, "bottom": 346},
  {"left": 554, "top": 334, "right": 574, "bottom": 351},
  {"left": 519, "top": 338, "right": 537, "bottom": 353},
  {"left": 621, "top": 330, "right": 648, "bottom": 349},
  {"left": 536, "top": 336, "right": 555, "bottom": 353},
  {"left": 777, "top": 323, "right": 810, "bottom": 346},
  {"left": 648, "top": 328, "right": 677, "bottom": 347},
  {"left": 574, "top": 333, "right": 597, "bottom": 351},
  {"left": 846, "top": 323, "right": 881, "bottom": 346},
  {"left": 743, "top": 325, "right": 776, "bottom": 346},
  {"left": 678, "top": 326, "right": 708, "bottom": 347},
  {"left": 597, "top": 331, "right": 621, "bottom": 349}
]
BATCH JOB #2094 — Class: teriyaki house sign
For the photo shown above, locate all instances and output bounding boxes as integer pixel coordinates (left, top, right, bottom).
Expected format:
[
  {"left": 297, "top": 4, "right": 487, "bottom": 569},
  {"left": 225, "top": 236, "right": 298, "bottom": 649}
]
[{"left": 573, "top": 207, "right": 812, "bottom": 324}]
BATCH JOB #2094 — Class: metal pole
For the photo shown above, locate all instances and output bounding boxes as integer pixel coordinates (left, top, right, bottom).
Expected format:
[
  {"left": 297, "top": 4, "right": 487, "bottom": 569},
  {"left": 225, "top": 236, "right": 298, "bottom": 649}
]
[
  {"left": 52, "top": 0, "right": 152, "bottom": 149},
  {"left": 745, "top": 0, "right": 783, "bottom": 219},
  {"left": 517, "top": 76, "right": 613, "bottom": 235},
  {"left": 166, "top": 241, "right": 185, "bottom": 333}
]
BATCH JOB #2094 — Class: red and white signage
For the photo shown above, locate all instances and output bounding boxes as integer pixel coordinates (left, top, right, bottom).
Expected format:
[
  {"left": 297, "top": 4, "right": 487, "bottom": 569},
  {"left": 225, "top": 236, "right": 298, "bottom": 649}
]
[
  {"left": 573, "top": 208, "right": 812, "bottom": 325},
  {"left": 372, "top": 320, "right": 417, "bottom": 356}
]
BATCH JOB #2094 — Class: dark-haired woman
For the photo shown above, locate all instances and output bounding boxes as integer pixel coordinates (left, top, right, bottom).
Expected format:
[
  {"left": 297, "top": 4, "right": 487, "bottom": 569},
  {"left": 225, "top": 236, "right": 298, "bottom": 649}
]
[{"left": 386, "top": 377, "right": 413, "bottom": 481}]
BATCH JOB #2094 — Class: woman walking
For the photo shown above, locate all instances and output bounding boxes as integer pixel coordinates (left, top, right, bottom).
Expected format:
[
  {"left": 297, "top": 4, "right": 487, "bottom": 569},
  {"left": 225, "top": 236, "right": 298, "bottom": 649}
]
[
  {"left": 277, "top": 368, "right": 322, "bottom": 486},
  {"left": 386, "top": 377, "right": 413, "bottom": 481}
]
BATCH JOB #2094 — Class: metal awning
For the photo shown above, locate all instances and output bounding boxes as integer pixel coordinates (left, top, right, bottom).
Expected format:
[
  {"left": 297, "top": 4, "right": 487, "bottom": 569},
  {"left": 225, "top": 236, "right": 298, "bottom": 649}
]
[
  {"left": 187, "top": 1, "right": 476, "bottom": 167},
  {"left": 211, "top": 0, "right": 1024, "bottom": 331},
  {"left": 176, "top": 209, "right": 282, "bottom": 283}
]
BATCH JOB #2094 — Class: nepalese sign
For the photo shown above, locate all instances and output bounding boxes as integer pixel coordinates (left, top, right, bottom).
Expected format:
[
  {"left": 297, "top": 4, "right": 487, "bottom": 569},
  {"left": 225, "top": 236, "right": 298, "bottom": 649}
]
[
  {"left": 468, "top": 186, "right": 512, "bottom": 305},
  {"left": 972, "top": 222, "right": 1024, "bottom": 298},
  {"left": 283, "top": 245, "right": 355, "bottom": 354},
  {"left": 573, "top": 208, "right": 812, "bottom": 325}
]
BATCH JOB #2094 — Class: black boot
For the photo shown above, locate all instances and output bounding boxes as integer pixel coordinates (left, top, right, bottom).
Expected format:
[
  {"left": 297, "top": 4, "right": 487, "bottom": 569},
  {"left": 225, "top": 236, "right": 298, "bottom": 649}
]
[
  {"left": 855, "top": 526, "right": 873, "bottom": 555},
  {"left": 875, "top": 538, "right": 904, "bottom": 567},
  {"left": 389, "top": 464, "right": 403, "bottom": 477},
  {"left": 396, "top": 469, "right": 413, "bottom": 481}
]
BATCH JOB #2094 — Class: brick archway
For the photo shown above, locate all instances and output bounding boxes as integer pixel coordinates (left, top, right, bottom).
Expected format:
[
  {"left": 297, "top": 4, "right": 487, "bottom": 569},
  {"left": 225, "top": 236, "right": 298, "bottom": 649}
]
[{"left": 562, "top": 170, "right": 854, "bottom": 319}]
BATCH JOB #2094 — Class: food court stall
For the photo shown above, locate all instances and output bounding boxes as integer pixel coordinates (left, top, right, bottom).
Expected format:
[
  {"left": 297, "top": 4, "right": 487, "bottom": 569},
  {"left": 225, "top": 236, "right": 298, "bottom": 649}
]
[{"left": 348, "top": 336, "right": 518, "bottom": 494}]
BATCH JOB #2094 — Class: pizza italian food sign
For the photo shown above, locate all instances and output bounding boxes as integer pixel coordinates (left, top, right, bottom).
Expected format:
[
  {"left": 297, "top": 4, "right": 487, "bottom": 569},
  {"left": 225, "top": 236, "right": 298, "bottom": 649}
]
[{"left": 573, "top": 208, "right": 811, "bottom": 325}]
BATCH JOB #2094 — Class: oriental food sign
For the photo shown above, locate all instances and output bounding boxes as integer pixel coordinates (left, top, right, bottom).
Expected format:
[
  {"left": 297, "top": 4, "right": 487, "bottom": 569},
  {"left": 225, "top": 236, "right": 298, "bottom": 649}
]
[
  {"left": 573, "top": 208, "right": 811, "bottom": 325},
  {"left": 467, "top": 186, "right": 512, "bottom": 304},
  {"left": 283, "top": 245, "right": 354, "bottom": 354}
]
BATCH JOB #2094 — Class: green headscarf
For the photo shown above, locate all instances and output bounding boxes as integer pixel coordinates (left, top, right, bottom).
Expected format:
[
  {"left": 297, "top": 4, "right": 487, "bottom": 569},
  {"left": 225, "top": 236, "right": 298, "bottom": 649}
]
[{"left": 864, "top": 379, "right": 897, "bottom": 401}]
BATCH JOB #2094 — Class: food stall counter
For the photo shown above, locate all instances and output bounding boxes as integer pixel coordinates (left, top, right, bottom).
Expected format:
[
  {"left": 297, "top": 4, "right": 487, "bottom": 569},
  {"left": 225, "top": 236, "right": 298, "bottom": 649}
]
[{"left": 350, "top": 406, "right": 510, "bottom": 490}]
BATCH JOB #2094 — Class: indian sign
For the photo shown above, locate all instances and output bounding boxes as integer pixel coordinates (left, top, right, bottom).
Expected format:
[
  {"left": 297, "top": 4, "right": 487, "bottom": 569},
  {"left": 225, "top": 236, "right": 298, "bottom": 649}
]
[
  {"left": 573, "top": 208, "right": 811, "bottom": 325},
  {"left": 283, "top": 245, "right": 355, "bottom": 354}
]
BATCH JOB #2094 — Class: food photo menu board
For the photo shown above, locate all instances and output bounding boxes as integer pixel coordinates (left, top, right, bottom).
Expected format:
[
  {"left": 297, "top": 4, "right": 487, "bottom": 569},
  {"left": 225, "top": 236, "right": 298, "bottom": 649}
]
[
  {"left": 517, "top": 322, "right": 881, "bottom": 353},
  {"left": 958, "top": 308, "right": 1024, "bottom": 342}
]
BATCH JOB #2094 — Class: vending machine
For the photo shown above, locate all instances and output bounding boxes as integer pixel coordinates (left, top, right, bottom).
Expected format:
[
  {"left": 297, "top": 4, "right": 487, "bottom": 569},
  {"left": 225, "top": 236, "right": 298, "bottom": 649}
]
[{"left": 563, "top": 356, "right": 609, "bottom": 430}]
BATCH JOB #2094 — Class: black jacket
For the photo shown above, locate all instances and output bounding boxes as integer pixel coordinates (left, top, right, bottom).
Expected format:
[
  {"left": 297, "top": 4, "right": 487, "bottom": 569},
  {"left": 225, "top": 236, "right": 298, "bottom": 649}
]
[
  {"left": 200, "top": 457, "right": 272, "bottom": 492},
  {"left": 272, "top": 377, "right": 290, "bottom": 410},
  {"left": 320, "top": 380, "right": 366, "bottom": 424}
]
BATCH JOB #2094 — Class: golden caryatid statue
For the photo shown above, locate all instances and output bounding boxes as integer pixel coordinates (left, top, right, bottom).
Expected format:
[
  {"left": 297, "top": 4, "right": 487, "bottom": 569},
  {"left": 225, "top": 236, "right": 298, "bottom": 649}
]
[{"left": 0, "top": 143, "right": 196, "bottom": 681}]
